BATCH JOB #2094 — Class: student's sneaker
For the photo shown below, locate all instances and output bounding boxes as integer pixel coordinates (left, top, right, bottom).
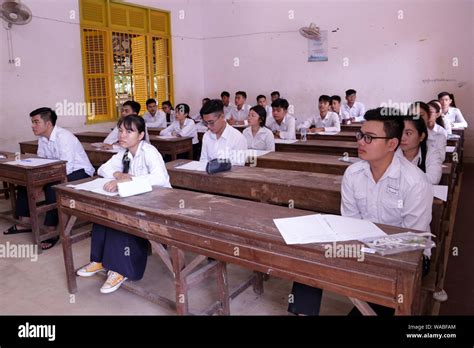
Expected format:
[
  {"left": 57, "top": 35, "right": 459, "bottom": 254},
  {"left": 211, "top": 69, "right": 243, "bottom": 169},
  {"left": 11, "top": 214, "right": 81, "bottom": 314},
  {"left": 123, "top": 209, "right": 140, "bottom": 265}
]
[
  {"left": 76, "top": 262, "right": 104, "bottom": 277},
  {"left": 100, "top": 271, "right": 127, "bottom": 294},
  {"left": 433, "top": 289, "right": 448, "bottom": 302}
]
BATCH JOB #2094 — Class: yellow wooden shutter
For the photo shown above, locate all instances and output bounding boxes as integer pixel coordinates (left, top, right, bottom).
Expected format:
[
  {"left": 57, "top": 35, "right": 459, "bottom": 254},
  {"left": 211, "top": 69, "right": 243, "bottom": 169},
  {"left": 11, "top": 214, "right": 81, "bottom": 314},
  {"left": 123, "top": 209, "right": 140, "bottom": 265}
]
[
  {"left": 131, "top": 36, "right": 148, "bottom": 113},
  {"left": 80, "top": 0, "right": 107, "bottom": 27},
  {"left": 154, "top": 38, "right": 169, "bottom": 105},
  {"left": 149, "top": 10, "right": 168, "bottom": 35}
]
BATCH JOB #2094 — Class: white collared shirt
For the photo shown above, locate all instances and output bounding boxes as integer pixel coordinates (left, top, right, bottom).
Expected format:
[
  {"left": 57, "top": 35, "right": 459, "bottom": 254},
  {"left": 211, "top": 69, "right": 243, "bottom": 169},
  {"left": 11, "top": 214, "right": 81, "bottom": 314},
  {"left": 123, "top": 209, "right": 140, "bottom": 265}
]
[
  {"left": 341, "top": 154, "right": 433, "bottom": 235},
  {"left": 37, "top": 126, "right": 95, "bottom": 177},
  {"left": 340, "top": 101, "right": 366, "bottom": 121},
  {"left": 200, "top": 123, "right": 248, "bottom": 166},
  {"left": 223, "top": 103, "right": 235, "bottom": 118},
  {"left": 160, "top": 118, "right": 199, "bottom": 144},
  {"left": 243, "top": 126, "right": 275, "bottom": 151},
  {"left": 267, "top": 114, "right": 296, "bottom": 140},
  {"left": 396, "top": 146, "right": 443, "bottom": 185},
  {"left": 428, "top": 123, "right": 447, "bottom": 162},
  {"left": 104, "top": 124, "right": 150, "bottom": 145},
  {"left": 441, "top": 107, "right": 468, "bottom": 129},
  {"left": 98, "top": 141, "right": 171, "bottom": 188},
  {"left": 227, "top": 104, "right": 251, "bottom": 122},
  {"left": 299, "top": 112, "right": 341, "bottom": 132},
  {"left": 144, "top": 110, "right": 167, "bottom": 128}
]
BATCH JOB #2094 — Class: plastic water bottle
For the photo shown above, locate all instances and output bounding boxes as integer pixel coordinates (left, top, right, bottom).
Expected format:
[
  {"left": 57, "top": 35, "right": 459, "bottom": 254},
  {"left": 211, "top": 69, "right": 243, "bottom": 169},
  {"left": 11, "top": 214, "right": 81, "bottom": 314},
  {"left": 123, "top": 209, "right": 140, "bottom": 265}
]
[{"left": 300, "top": 127, "right": 307, "bottom": 142}]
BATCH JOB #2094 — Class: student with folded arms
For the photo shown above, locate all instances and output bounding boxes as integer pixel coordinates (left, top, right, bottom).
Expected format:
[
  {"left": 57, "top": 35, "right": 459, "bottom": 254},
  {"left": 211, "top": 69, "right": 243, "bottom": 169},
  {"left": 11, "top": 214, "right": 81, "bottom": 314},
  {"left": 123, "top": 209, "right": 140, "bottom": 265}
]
[
  {"left": 340, "top": 89, "right": 366, "bottom": 123},
  {"left": 243, "top": 105, "right": 275, "bottom": 151},
  {"left": 288, "top": 108, "right": 433, "bottom": 316},
  {"left": 4, "top": 107, "right": 94, "bottom": 250},
  {"left": 299, "top": 95, "right": 341, "bottom": 133},
  {"left": 199, "top": 99, "right": 248, "bottom": 166},
  {"left": 76, "top": 115, "right": 171, "bottom": 294},
  {"left": 438, "top": 92, "right": 468, "bottom": 129},
  {"left": 227, "top": 91, "right": 251, "bottom": 126},
  {"left": 160, "top": 103, "right": 200, "bottom": 160},
  {"left": 267, "top": 98, "right": 296, "bottom": 140}
]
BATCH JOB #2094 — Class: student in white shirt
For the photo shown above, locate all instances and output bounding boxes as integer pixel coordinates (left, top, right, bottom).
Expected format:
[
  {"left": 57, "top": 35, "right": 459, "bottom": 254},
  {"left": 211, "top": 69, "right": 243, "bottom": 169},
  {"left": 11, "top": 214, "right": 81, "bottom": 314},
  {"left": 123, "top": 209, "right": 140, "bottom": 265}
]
[
  {"left": 143, "top": 98, "right": 166, "bottom": 128},
  {"left": 256, "top": 94, "right": 274, "bottom": 128},
  {"left": 103, "top": 101, "right": 150, "bottom": 148},
  {"left": 398, "top": 115, "right": 443, "bottom": 185},
  {"left": 270, "top": 91, "right": 280, "bottom": 103},
  {"left": 419, "top": 101, "right": 448, "bottom": 161},
  {"left": 438, "top": 92, "right": 468, "bottom": 129},
  {"left": 299, "top": 95, "right": 341, "bottom": 133},
  {"left": 289, "top": 107, "right": 434, "bottom": 316},
  {"left": 4, "top": 107, "right": 94, "bottom": 250},
  {"left": 76, "top": 115, "right": 171, "bottom": 294},
  {"left": 190, "top": 98, "right": 210, "bottom": 123},
  {"left": 340, "top": 89, "right": 366, "bottom": 123},
  {"left": 228, "top": 91, "right": 251, "bottom": 126},
  {"left": 221, "top": 91, "right": 235, "bottom": 117},
  {"left": 330, "top": 95, "right": 343, "bottom": 122},
  {"left": 243, "top": 105, "right": 275, "bottom": 151},
  {"left": 267, "top": 98, "right": 296, "bottom": 140},
  {"left": 199, "top": 99, "right": 248, "bottom": 166},
  {"left": 162, "top": 100, "right": 176, "bottom": 125},
  {"left": 161, "top": 103, "right": 200, "bottom": 160}
]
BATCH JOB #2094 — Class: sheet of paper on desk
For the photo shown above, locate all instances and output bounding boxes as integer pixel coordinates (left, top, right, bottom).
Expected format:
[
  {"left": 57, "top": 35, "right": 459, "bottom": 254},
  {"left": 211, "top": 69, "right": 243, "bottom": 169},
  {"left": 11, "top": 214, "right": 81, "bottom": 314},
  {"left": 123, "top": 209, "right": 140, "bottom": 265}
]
[
  {"left": 446, "top": 146, "right": 456, "bottom": 153},
  {"left": 447, "top": 134, "right": 460, "bottom": 140},
  {"left": 274, "top": 214, "right": 386, "bottom": 245},
  {"left": 433, "top": 185, "right": 448, "bottom": 202},
  {"left": 4, "top": 158, "right": 61, "bottom": 167},
  {"left": 274, "top": 139, "right": 298, "bottom": 144},
  {"left": 316, "top": 131, "right": 340, "bottom": 135},
  {"left": 156, "top": 135, "right": 176, "bottom": 139},
  {"left": 67, "top": 178, "right": 118, "bottom": 196},
  {"left": 176, "top": 161, "right": 208, "bottom": 172}
]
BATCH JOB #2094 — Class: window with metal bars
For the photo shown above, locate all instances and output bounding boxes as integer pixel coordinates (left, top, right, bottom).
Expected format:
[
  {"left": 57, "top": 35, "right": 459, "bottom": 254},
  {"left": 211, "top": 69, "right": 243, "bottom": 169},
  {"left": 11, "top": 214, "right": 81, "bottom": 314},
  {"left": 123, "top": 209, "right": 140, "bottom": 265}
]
[{"left": 80, "top": 0, "right": 173, "bottom": 124}]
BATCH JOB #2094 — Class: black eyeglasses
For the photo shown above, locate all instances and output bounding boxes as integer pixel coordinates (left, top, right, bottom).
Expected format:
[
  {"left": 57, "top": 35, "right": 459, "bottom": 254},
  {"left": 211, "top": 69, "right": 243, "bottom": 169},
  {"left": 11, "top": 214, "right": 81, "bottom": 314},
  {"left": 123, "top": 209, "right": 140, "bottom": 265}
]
[
  {"left": 355, "top": 130, "right": 392, "bottom": 144},
  {"left": 202, "top": 113, "right": 224, "bottom": 127}
]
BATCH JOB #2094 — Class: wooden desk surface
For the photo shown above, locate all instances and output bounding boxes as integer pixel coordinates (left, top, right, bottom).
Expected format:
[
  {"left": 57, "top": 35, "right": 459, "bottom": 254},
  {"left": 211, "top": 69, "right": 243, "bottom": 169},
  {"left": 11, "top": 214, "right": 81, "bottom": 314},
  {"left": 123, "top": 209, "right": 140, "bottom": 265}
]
[
  {"left": 166, "top": 159, "right": 342, "bottom": 214},
  {"left": 75, "top": 131, "right": 107, "bottom": 143},
  {"left": 55, "top": 181, "right": 423, "bottom": 314},
  {"left": 276, "top": 139, "right": 359, "bottom": 156}
]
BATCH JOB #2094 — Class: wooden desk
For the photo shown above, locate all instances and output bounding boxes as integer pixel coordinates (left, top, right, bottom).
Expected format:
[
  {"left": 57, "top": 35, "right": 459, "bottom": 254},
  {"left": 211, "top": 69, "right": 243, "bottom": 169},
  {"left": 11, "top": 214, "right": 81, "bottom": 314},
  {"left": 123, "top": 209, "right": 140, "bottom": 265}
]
[
  {"left": 276, "top": 140, "right": 359, "bottom": 157},
  {"left": 147, "top": 128, "right": 164, "bottom": 136},
  {"left": 340, "top": 123, "right": 363, "bottom": 132},
  {"left": 75, "top": 132, "right": 108, "bottom": 143},
  {"left": 55, "top": 181, "right": 424, "bottom": 315},
  {"left": 166, "top": 159, "right": 342, "bottom": 214},
  {"left": 20, "top": 141, "right": 114, "bottom": 168},
  {"left": 302, "top": 131, "right": 357, "bottom": 142},
  {"left": 149, "top": 135, "right": 193, "bottom": 161},
  {"left": 0, "top": 152, "right": 67, "bottom": 253}
]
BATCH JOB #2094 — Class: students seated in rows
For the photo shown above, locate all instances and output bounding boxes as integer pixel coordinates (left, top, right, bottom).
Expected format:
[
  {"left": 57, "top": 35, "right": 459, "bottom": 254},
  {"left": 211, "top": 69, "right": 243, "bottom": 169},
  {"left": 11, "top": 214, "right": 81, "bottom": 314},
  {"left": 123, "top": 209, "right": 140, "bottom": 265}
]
[
  {"left": 267, "top": 98, "right": 296, "bottom": 140},
  {"left": 221, "top": 91, "right": 235, "bottom": 116},
  {"left": 256, "top": 94, "right": 274, "bottom": 127},
  {"left": 199, "top": 99, "right": 248, "bottom": 165},
  {"left": 103, "top": 100, "right": 149, "bottom": 149},
  {"left": 4, "top": 107, "right": 94, "bottom": 250},
  {"left": 420, "top": 101, "right": 448, "bottom": 161},
  {"left": 397, "top": 113, "right": 443, "bottom": 185},
  {"left": 340, "top": 89, "right": 366, "bottom": 123},
  {"left": 330, "top": 95, "right": 343, "bottom": 121},
  {"left": 160, "top": 103, "right": 200, "bottom": 160},
  {"left": 270, "top": 91, "right": 280, "bottom": 102},
  {"left": 190, "top": 98, "right": 210, "bottom": 123},
  {"left": 299, "top": 95, "right": 341, "bottom": 133},
  {"left": 76, "top": 115, "right": 171, "bottom": 294},
  {"left": 227, "top": 91, "right": 251, "bottom": 126},
  {"left": 438, "top": 92, "right": 468, "bottom": 130},
  {"left": 288, "top": 107, "right": 433, "bottom": 316},
  {"left": 162, "top": 100, "right": 176, "bottom": 125},
  {"left": 143, "top": 98, "right": 166, "bottom": 128},
  {"left": 243, "top": 105, "right": 275, "bottom": 152}
]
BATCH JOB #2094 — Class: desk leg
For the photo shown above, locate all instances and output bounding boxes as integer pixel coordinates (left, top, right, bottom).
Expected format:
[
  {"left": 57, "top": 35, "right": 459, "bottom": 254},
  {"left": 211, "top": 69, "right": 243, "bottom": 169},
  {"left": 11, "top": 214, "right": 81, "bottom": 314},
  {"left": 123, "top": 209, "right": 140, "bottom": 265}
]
[
  {"left": 58, "top": 206, "right": 78, "bottom": 294},
  {"left": 26, "top": 181, "right": 41, "bottom": 254},
  {"left": 171, "top": 246, "right": 188, "bottom": 315},
  {"left": 187, "top": 148, "right": 193, "bottom": 160},
  {"left": 395, "top": 265, "right": 421, "bottom": 315},
  {"left": 171, "top": 152, "right": 177, "bottom": 161},
  {"left": 216, "top": 261, "right": 230, "bottom": 315}
]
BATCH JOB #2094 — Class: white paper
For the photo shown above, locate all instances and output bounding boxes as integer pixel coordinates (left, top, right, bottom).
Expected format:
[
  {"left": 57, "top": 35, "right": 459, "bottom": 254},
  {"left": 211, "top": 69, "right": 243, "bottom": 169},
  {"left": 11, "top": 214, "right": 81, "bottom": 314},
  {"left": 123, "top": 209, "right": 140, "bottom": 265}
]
[
  {"left": 245, "top": 149, "right": 271, "bottom": 158},
  {"left": 67, "top": 178, "right": 118, "bottom": 196},
  {"left": 446, "top": 146, "right": 456, "bottom": 153},
  {"left": 273, "top": 214, "right": 386, "bottom": 245},
  {"left": 274, "top": 139, "right": 298, "bottom": 144},
  {"left": 338, "top": 156, "right": 361, "bottom": 164},
  {"left": 316, "top": 131, "right": 340, "bottom": 135},
  {"left": 118, "top": 177, "right": 152, "bottom": 197},
  {"left": 4, "top": 158, "right": 62, "bottom": 167},
  {"left": 176, "top": 161, "right": 208, "bottom": 172},
  {"left": 90, "top": 142, "right": 104, "bottom": 148},
  {"left": 433, "top": 185, "right": 448, "bottom": 202},
  {"left": 156, "top": 135, "right": 176, "bottom": 139}
]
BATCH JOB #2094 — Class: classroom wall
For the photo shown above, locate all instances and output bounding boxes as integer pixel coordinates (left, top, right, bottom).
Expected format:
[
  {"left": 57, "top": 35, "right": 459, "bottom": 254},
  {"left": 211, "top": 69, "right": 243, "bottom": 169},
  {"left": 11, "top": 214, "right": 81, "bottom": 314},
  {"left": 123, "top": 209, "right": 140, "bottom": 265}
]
[
  {"left": 0, "top": 0, "right": 205, "bottom": 152},
  {"left": 1, "top": 0, "right": 472, "bottom": 160}
]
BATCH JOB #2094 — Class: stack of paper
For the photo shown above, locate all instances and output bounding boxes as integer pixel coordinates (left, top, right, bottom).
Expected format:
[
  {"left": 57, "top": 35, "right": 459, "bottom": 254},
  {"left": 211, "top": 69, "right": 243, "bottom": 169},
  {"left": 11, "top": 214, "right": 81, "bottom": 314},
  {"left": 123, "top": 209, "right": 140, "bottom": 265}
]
[
  {"left": 176, "top": 161, "right": 208, "bottom": 172},
  {"left": 4, "top": 158, "right": 61, "bottom": 167},
  {"left": 273, "top": 214, "right": 386, "bottom": 245},
  {"left": 67, "top": 178, "right": 118, "bottom": 196}
]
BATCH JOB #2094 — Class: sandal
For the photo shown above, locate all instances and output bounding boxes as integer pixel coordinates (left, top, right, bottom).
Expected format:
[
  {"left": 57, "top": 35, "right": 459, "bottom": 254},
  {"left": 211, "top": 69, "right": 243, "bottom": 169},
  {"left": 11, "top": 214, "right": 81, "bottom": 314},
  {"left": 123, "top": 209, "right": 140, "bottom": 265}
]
[
  {"left": 3, "top": 225, "right": 32, "bottom": 235},
  {"left": 41, "top": 236, "right": 59, "bottom": 250}
]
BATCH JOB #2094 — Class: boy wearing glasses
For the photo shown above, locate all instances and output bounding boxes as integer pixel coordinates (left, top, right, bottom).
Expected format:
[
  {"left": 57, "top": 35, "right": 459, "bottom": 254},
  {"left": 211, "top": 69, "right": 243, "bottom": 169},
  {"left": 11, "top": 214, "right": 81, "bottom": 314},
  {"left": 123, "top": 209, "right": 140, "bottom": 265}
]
[
  {"left": 199, "top": 99, "right": 248, "bottom": 165},
  {"left": 288, "top": 107, "right": 433, "bottom": 316}
]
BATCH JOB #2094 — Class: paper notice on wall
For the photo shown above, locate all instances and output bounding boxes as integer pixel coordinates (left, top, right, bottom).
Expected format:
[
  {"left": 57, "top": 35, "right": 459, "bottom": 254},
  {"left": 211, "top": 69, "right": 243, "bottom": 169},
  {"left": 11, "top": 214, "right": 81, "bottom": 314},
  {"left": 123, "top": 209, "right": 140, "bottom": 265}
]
[{"left": 308, "top": 30, "right": 328, "bottom": 62}]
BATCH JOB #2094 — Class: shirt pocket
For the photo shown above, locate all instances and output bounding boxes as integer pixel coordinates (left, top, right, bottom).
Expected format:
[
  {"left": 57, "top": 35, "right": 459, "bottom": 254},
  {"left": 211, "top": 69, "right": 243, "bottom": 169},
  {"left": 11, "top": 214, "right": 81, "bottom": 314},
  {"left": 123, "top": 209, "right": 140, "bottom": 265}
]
[
  {"left": 353, "top": 191, "right": 367, "bottom": 216},
  {"left": 380, "top": 191, "right": 403, "bottom": 226}
]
